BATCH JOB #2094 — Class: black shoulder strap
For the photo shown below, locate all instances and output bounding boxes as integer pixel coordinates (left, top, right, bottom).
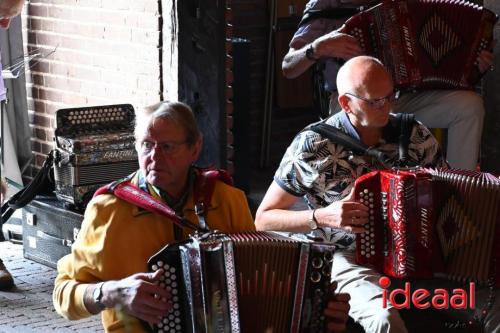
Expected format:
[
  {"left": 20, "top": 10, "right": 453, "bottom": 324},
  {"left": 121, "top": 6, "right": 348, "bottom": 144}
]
[
  {"left": 309, "top": 123, "right": 391, "bottom": 168},
  {"left": 394, "top": 113, "right": 416, "bottom": 167},
  {"left": 1, "top": 151, "right": 55, "bottom": 224}
]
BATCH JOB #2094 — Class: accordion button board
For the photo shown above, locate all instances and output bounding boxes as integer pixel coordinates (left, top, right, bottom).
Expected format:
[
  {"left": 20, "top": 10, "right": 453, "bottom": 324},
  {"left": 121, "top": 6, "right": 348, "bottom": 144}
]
[
  {"left": 53, "top": 104, "right": 139, "bottom": 210},
  {"left": 152, "top": 261, "right": 182, "bottom": 332},
  {"left": 148, "top": 231, "right": 336, "bottom": 333},
  {"left": 355, "top": 171, "right": 386, "bottom": 271},
  {"left": 358, "top": 189, "right": 377, "bottom": 259}
]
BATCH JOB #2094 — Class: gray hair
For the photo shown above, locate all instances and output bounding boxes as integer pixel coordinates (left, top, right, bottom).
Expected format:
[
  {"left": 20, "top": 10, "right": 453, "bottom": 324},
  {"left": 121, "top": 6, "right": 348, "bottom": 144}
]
[{"left": 134, "top": 101, "right": 201, "bottom": 145}]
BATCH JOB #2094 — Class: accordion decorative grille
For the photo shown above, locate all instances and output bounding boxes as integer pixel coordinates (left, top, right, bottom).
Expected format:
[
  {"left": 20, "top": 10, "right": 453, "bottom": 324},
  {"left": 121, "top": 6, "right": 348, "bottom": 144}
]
[{"left": 418, "top": 13, "right": 462, "bottom": 66}]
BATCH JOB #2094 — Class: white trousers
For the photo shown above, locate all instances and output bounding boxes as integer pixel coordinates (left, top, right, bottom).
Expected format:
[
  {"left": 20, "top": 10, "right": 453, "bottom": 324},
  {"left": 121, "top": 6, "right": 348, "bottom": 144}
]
[
  {"left": 394, "top": 90, "right": 484, "bottom": 170},
  {"left": 332, "top": 251, "right": 408, "bottom": 333},
  {"left": 332, "top": 250, "right": 500, "bottom": 333},
  {"left": 330, "top": 90, "right": 485, "bottom": 170}
]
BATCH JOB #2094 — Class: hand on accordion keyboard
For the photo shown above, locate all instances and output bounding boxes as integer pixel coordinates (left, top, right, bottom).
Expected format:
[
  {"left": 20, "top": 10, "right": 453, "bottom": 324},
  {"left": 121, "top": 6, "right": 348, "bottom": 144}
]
[
  {"left": 103, "top": 269, "right": 172, "bottom": 325},
  {"left": 324, "top": 281, "right": 351, "bottom": 333},
  {"left": 312, "top": 28, "right": 363, "bottom": 61},
  {"left": 315, "top": 187, "right": 368, "bottom": 233}
]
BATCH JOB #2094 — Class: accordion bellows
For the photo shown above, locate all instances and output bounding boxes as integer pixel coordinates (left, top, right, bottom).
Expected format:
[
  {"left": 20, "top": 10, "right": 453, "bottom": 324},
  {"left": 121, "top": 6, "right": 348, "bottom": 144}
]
[
  {"left": 147, "top": 231, "right": 335, "bottom": 333},
  {"left": 340, "top": 0, "right": 498, "bottom": 89},
  {"left": 354, "top": 168, "right": 500, "bottom": 286}
]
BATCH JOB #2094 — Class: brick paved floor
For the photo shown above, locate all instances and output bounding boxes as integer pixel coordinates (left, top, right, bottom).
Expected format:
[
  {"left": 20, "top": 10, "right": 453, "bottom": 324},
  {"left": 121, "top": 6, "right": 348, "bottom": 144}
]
[{"left": 0, "top": 241, "right": 103, "bottom": 333}]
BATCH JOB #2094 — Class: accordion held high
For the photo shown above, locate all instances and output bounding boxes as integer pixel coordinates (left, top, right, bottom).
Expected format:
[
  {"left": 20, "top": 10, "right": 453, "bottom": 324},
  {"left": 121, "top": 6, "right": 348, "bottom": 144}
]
[
  {"left": 339, "top": 0, "right": 498, "bottom": 90},
  {"left": 147, "top": 231, "right": 335, "bottom": 333},
  {"left": 53, "top": 104, "right": 139, "bottom": 210},
  {"left": 355, "top": 168, "right": 500, "bottom": 286}
]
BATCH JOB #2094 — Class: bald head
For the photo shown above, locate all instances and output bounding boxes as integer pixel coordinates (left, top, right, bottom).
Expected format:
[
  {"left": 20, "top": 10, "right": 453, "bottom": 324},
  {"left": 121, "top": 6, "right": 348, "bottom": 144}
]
[
  {"left": 336, "top": 56, "right": 392, "bottom": 97},
  {"left": 335, "top": 56, "right": 395, "bottom": 130},
  {"left": 0, "top": 0, "right": 24, "bottom": 28}
]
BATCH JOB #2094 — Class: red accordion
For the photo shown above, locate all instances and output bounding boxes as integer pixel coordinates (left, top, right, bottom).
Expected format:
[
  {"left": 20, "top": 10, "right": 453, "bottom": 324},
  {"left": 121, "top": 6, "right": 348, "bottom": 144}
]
[
  {"left": 355, "top": 168, "right": 500, "bottom": 286},
  {"left": 339, "top": 0, "right": 498, "bottom": 90}
]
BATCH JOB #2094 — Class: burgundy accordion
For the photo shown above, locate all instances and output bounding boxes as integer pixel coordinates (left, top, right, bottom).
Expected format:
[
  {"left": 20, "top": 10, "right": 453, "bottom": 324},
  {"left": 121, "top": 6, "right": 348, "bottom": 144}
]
[
  {"left": 339, "top": 0, "right": 498, "bottom": 90},
  {"left": 355, "top": 168, "right": 500, "bottom": 286},
  {"left": 147, "top": 231, "right": 335, "bottom": 333}
]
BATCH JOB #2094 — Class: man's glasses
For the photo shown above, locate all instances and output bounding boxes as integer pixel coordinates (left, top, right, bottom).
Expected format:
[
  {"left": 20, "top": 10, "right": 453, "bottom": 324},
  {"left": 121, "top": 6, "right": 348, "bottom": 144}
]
[
  {"left": 345, "top": 90, "right": 400, "bottom": 109},
  {"left": 139, "top": 140, "right": 188, "bottom": 155}
]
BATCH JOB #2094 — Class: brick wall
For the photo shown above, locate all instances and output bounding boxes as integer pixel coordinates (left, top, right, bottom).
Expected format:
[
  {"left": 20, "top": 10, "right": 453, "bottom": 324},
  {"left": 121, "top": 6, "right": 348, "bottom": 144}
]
[
  {"left": 19, "top": 0, "right": 313, "bottom": 180},
  {"left": 21, "top": 0, "right": 163, "bottom": 177}
]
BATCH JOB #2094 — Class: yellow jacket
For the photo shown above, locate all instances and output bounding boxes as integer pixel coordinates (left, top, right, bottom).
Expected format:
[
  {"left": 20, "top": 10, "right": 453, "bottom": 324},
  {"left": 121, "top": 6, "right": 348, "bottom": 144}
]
[{"left": 53, "top": 172, "right": 254, "bottom": 332}]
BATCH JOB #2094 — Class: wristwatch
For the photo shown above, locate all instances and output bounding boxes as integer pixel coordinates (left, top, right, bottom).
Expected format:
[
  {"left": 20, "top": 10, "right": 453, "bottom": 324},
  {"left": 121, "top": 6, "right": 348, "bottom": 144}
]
[
  {"left": 92, "top": 282, "right": 106, "bottom": 312},
  {"left": 305, "top": 44, "right": 318, "bottom": 61},
  {"left": 308, "top": 209, "right": 318, "bottom": 230}
]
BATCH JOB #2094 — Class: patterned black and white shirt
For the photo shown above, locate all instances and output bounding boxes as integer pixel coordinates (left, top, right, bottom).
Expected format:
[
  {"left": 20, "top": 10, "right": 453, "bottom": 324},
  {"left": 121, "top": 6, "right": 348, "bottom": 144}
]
[{"left": 274, "top": 111, "right": 448, "bottom": 250}]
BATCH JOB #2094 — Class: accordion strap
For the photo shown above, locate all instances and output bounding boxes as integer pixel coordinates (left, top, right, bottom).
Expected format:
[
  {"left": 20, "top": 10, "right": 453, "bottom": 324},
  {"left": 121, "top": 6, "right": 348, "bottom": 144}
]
[
  {"left": 310, "top": 114, "right": 417, "bottom": 169},
  {"left": 93, "top": 167, "right": 233, "bottom": 233},
  {"left": 94, "top": 179, "right": 202, "bottom": 232},
  {"left": 395, "top": 113, "right": 416, "bottom": 167},
  {"left": 192, "top": 168, "right": 233, "bottom": 231},
  {"left": 309, "top": 122, "right": 392, "bottom": 168}
]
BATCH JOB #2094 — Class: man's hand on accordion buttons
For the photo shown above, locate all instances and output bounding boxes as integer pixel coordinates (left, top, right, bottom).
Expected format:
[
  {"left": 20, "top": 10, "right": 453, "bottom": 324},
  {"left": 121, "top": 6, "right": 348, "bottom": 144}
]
[
  {"left": 477, "top": 49, "right": 494, "bottom": 74},
  {"left": 315, "top": 187, "right": 368, "bottom": 233},
  {"left": 312, "top": 28, "right": 363, "bottom": 61},
  {"left": 324, "top": 281, "right": 351, "bottom": 333},
  {"left": 104, "top": 270, "right": 172, "bottom": 325}
]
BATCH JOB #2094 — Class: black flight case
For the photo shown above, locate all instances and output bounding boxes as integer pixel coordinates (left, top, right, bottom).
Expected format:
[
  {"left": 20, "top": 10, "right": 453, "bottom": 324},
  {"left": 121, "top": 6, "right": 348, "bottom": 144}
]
[{"left": 22, "top": 195, "right": 83, "bottom": 268}]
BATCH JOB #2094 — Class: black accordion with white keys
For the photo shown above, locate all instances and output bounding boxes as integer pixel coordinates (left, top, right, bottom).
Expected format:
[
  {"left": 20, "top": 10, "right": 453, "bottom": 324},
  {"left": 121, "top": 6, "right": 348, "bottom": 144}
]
[
  {"left": 53, "top": 104, "right": 139, "bottom": 210},
  {"left": 147, "top": 231, "right": 336, "bottom": 333}
]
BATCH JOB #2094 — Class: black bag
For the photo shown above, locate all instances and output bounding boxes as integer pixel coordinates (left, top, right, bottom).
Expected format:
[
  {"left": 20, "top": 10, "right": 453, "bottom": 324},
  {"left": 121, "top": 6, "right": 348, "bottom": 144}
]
[{"left": 22, "top": 195, "right": 83, "bottom": 268}]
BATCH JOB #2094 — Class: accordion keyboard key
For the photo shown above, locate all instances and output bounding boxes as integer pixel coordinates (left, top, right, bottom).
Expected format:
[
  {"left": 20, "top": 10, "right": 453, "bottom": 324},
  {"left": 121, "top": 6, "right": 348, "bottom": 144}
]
[
  {"left": 324, "top": 251, "right": 333, "bottom": 263},
  {"left": 310, "top": 271, "right": 322, "bottom": 283},
  {"left": 353, "top": 27, "right": 366, "bottom": 51},
  {"left": 312, "top": 256, "right": 323, "bottom": 269}
]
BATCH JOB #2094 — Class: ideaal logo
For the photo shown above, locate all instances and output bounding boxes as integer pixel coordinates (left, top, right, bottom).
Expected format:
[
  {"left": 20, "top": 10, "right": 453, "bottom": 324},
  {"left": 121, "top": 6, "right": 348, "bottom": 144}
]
[{"left": 379, "top": 276, "right": 475, "bottom": 310}]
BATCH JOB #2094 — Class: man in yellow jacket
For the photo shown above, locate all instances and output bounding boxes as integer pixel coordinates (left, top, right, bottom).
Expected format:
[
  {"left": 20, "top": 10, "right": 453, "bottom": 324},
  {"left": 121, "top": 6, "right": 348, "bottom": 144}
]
[
  {"left": 52, "top": 101, "right": 255, "bottom": 332},
  {"left": 53, "top": 101, "right": 351, "bottom": 332}
]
